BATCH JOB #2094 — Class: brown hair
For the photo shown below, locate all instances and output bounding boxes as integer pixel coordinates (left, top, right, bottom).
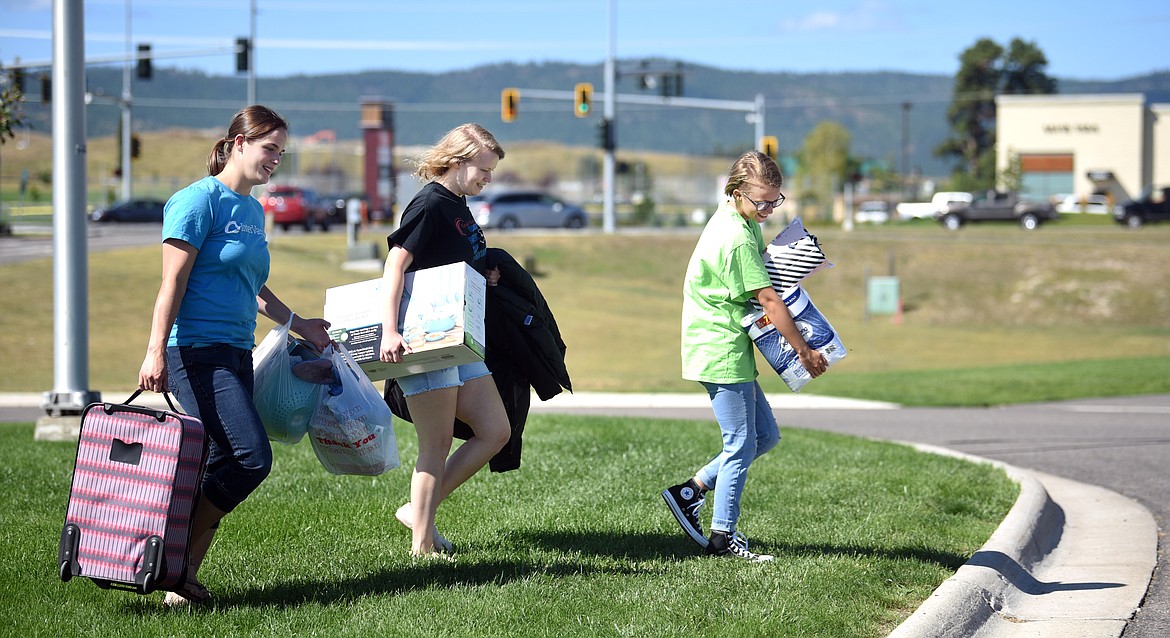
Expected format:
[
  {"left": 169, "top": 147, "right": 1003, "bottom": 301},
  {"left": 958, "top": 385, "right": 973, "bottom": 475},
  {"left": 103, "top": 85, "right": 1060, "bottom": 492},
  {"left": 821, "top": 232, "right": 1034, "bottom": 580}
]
[
  {"left": 413, "top": 123, "right": 505, "bottom": 181},
  {"left": 206, "top": 105, "right": 289, "bottom": 176},
  {"left": 724, "top": 150, "right": 783, "bottom": 197}
]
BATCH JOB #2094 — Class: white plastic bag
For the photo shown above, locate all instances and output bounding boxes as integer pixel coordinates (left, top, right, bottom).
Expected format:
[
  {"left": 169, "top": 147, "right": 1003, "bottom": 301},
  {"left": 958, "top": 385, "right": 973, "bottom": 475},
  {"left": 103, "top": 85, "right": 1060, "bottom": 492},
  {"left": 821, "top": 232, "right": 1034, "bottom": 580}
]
[
  {"left": 252, "top": 317, "right": 319, "bottom": 445},
  {"left": 308, "top": 344, "right": 400, "bottom": 476}
]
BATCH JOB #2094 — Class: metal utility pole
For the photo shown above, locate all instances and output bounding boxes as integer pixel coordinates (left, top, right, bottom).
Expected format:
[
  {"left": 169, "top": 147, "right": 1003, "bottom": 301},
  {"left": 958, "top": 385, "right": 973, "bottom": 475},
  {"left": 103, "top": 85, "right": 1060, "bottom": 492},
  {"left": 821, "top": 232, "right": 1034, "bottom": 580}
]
[
  {"left": 120, "top": 0, "right": 132, "bottom": 201},
  {"left": 248, "top": 0, "right": 257, "bottom": 104},
  {"left": 901, "top": 101, "right": 911, "bottom": 200},
  {"left": 601, "top": 0, "right": 616, "bottom": 233},
  {"left": 753, "top": 93, "right": 766, "bottom": 149},
  {"left": 40, "top": 0, "right": 100, "bottom": 426}
]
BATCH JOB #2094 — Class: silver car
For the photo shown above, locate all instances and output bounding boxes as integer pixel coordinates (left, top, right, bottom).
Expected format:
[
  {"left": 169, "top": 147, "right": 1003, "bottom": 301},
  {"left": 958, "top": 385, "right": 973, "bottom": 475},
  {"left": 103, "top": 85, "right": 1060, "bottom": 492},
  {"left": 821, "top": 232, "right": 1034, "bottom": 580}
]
[{"left": 468, "top": 190, "right": 589, "bottom": 230}]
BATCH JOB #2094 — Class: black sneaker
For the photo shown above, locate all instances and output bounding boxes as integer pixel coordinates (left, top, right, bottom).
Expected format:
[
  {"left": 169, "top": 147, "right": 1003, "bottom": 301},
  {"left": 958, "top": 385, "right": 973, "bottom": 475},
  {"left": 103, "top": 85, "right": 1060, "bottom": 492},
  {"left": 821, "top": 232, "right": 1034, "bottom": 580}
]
[
  {"left": 706, "top": 530, "right": 773, "bottom": 562},
  {"left": 662, "top": 481, "right": 708, "bottom": 548}
]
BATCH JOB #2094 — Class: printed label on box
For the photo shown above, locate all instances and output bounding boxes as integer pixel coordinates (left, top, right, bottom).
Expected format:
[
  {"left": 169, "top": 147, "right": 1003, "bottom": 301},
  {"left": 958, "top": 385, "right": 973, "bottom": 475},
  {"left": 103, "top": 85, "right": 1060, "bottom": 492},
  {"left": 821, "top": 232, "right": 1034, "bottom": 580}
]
[
  {"left": 742, "top": 285, "right": 847, "bottom": 392},
  {"left": 324, "top": 262, "right": 487, "bottom": 381}
]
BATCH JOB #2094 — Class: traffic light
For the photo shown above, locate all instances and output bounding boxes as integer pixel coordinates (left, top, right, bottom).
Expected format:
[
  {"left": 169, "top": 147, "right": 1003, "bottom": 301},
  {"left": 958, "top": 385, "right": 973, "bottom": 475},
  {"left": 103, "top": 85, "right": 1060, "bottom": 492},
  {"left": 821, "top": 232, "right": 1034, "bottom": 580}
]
[
  {"left": 501, "top": 87, "right": 519, "bottom": 122},
  {"left": 236, "top": 37, "right": 251, "bottom": 73},
  {"left": 136, "top": 44, "right": 152, "bottom": 80},
  {"left": 597, "top": 118, "right": 614, "bottom": 151},
  {"left": 574, "top": 82, "right": 593, "bottom": 118},
  {"left": 760, "top": 135, "right": 779, "bottom": 161},
  {"left": 131, "top": 135, "right": 142, "bottom": 159}
]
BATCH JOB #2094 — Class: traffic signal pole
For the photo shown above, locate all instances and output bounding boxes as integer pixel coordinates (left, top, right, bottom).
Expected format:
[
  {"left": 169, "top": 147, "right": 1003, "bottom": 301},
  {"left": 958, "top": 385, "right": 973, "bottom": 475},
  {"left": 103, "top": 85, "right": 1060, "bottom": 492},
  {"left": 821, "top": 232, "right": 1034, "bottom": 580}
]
[
  {"left": 602, "top": 0, "right": 616, "bottom": 233},
  {"left": 120, "top": 0, "right": 132, "bottom": 201}
]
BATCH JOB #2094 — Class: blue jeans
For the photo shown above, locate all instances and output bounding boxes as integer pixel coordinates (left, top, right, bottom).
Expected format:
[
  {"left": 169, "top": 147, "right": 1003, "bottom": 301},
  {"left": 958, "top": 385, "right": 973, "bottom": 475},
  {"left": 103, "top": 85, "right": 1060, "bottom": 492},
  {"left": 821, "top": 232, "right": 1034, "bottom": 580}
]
[
  {"left": 694, "top": 380, "right": 781, "bottom": 533},
  {"left": 167, "top": 344, "right": 271, "bottom": 514}
]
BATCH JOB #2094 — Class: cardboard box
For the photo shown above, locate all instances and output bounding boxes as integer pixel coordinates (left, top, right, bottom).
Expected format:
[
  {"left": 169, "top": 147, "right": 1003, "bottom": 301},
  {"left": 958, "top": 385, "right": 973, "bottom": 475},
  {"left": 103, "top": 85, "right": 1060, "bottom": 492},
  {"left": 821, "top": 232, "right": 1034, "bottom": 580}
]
[
  {"left": 324, "top": 262, "right": 487, "bottom": 381},
  {"left": 742, "top": 285, "right": 847, "bottom": 392}
]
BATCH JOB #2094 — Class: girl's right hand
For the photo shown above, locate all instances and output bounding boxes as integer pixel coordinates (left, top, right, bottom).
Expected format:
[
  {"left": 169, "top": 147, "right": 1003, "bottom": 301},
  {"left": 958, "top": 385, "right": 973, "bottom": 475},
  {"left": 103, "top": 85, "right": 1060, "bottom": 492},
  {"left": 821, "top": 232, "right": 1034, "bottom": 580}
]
[
  {"left": 797, "top": 348, "right": 829, "bottom": 378},
  {"left": 379, "top": 330, "right": 412, "bottom": 364}
]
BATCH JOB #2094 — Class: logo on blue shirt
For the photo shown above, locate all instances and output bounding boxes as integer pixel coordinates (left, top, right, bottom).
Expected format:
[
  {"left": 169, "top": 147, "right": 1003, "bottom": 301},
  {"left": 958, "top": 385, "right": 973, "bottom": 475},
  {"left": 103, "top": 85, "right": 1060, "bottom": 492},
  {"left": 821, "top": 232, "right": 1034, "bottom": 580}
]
[{"left": 225, "top": 220, "right": 265, "bottom": 236}]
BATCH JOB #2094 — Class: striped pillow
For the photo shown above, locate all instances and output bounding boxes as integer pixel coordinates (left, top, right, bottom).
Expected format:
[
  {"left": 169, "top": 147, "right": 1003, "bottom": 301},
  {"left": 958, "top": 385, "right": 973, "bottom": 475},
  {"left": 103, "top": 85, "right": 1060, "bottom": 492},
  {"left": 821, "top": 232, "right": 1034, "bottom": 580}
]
[{"left": 750, "top": 217, "right": 830, "bottom": 310}]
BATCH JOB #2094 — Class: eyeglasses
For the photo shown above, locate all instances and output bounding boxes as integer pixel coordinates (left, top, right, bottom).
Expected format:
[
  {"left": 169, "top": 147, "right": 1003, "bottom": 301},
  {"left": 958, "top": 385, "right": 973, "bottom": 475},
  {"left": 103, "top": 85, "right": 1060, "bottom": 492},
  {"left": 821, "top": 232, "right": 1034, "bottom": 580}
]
[{"left": 739, "top": 191, "right": 785, "bottom": 211}]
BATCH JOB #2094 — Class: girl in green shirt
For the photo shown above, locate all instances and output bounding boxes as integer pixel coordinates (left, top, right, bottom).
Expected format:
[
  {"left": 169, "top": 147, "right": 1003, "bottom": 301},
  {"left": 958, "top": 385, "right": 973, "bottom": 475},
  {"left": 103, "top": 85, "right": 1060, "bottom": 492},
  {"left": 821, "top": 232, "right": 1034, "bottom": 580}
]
[{"left": 664, "top": 151, "right": 827, "bottom": 561}]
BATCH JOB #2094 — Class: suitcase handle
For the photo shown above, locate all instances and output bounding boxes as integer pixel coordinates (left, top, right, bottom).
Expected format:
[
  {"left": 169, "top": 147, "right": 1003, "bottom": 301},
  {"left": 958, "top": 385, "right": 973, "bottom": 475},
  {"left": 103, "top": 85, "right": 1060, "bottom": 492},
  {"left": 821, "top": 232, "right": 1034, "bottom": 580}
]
[{"left": 104, "top": 390, "right": 185, "bottom": 422}]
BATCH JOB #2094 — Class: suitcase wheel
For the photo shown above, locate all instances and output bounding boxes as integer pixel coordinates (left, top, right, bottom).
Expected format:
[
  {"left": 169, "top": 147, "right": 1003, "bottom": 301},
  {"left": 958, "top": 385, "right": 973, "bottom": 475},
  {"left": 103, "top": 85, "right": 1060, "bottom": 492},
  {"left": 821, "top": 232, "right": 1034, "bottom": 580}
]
[{"left": 58, "top": 523, "right": 81, "bottom": 582}]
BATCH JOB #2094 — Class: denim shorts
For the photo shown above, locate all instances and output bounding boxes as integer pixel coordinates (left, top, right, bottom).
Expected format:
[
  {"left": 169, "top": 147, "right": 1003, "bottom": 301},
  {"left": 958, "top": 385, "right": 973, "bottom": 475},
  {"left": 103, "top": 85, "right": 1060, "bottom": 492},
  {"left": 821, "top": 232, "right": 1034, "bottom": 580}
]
[{"left": 397, "top": 360, "right": 491, "bottom": 397}]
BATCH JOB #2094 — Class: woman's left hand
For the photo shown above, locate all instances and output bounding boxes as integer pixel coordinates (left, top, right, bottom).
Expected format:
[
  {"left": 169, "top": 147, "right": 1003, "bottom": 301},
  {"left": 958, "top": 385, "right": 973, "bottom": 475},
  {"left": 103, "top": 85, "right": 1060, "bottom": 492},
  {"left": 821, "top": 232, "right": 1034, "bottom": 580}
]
[{"left": 292, "top": 315, "right": 333, "bottom": 351}]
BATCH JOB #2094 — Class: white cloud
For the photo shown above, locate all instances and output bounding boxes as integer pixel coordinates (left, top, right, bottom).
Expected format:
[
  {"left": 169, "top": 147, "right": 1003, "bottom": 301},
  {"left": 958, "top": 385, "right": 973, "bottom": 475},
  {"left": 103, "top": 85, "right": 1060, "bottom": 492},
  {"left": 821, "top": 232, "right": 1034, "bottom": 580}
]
[{"left": 780, "top": 1, "right": 902, "bottom": 33}]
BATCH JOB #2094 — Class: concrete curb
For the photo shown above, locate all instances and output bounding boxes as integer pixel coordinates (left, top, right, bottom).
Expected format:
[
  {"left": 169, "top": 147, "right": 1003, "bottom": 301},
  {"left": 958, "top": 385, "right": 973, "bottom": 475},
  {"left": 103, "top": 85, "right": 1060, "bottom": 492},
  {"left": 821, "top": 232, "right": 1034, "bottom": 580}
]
[
  {"left": 888, "top": 444, "right": 1156, "bottom": 638},
  {"left": 889, "top": 445, "right": 1063, "bottom": 637}
]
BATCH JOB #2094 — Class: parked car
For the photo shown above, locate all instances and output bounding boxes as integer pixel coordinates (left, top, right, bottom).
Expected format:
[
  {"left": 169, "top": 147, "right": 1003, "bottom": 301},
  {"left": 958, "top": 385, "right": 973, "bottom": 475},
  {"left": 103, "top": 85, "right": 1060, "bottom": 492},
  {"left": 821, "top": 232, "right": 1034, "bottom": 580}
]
[
  {"left": 937, "top": 190, "right": 1058, "bottom": 231},
  {"left": 467, "top": 190, "right": 589, "bottom": 230},
  {"left": 1113, "top": 186, "right": 1170, "bottom": 228},
  {"left": 1055, "top": 194, "right": 1110, "bottom": 214},
  {"left": 89, "top": 198, "right": 167, "bottom": 223},
  {"left": 854, "top": 200, "right": 890, "bottom": 224},
  {"left": 259, "top": 185, "right": 332, "bottom": 231}
]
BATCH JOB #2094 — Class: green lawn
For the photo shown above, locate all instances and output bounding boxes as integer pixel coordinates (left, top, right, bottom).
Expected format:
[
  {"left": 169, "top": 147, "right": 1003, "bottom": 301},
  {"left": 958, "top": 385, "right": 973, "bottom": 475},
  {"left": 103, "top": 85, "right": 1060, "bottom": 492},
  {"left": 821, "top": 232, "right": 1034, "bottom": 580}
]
[{"left": 0, "top": 415, "right": 1015, "bottom": 637}]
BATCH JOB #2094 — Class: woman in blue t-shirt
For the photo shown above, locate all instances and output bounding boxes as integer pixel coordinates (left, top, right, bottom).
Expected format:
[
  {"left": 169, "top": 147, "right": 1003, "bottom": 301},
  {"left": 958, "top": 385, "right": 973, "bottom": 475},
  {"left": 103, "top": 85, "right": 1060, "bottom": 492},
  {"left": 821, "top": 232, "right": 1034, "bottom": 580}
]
[
  {"left": 138, "top": 105, "right": 331, "bottom": 606},
  {"left": 379, "top": 124, "right": 510, "bottom": 557}
]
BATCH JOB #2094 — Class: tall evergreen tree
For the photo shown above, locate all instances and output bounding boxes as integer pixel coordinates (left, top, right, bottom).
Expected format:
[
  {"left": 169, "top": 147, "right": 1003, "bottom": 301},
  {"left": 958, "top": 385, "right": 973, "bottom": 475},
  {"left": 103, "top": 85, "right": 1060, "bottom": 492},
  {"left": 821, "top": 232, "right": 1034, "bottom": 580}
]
[
  {"left": 935, "top": 37, "right": 1056, "bottom": 190},
  {"left": 1003, "top": 38, "right": 1058, "bottom": 95}
]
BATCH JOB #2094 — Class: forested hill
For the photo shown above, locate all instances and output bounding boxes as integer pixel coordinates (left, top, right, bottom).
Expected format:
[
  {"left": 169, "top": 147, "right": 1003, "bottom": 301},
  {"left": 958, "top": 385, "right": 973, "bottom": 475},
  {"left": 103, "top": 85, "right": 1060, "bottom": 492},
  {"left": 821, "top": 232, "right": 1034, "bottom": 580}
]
[{"left": 14, "top": 61, "right": 1170, "bottom": 177}]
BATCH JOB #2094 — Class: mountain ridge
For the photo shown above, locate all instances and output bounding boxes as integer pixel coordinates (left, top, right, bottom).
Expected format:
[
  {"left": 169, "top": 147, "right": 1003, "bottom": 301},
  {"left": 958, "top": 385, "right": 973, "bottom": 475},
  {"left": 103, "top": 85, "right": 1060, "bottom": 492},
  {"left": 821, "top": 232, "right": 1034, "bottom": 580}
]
[{"left": 13, "top": 61, "right": 1170, "bottom": 177}]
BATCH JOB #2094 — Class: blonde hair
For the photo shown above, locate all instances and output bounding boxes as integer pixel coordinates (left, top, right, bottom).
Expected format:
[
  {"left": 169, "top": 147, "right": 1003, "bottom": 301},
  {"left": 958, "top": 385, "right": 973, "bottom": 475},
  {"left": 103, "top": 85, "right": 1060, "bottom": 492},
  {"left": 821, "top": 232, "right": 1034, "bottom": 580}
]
[
  {"left": 206, "top": 105, "right": 288, "bottom": 176},
  {"left": 724, "top": 150, "right": 783, "bottom": 198},
  {"left": 413, "top": 123, "right": 505, "bottom": 181}
]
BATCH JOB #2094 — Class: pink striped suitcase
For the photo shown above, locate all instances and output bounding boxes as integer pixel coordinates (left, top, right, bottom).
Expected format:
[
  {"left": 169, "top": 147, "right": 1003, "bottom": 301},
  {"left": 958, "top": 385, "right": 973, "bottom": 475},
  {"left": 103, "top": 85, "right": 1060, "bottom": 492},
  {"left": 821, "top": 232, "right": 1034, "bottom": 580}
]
[{"left": 58, "top": 391, "right": 208, "bottom": 594}]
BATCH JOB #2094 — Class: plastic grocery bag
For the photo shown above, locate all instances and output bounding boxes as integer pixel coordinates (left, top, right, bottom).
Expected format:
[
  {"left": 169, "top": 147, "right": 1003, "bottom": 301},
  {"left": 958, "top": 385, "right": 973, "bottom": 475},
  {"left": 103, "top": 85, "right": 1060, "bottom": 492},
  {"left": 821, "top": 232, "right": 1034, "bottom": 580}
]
[
  {"left": 308, "top": 344, "right": 400, "bottom": 476},
  {"left": 743, "top": 285, "right": 847, "bottom": 392},
  {"left": 252, "top": 317, "right": 320, "bottom": 445}
]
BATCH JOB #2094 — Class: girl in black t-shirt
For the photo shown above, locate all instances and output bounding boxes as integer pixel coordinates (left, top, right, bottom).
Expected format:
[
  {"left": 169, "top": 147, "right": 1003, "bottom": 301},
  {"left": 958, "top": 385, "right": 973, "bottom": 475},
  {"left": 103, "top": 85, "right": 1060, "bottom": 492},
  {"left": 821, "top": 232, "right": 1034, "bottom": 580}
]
[{"left": 379, "top": 124, "right": 509, "bottom": 557}]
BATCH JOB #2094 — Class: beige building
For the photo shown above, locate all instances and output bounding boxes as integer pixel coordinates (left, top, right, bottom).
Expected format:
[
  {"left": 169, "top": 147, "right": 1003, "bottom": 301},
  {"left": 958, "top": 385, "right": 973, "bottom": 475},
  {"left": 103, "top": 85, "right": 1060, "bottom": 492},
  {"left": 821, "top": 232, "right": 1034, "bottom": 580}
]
[{"left": 995, "top": 93, "right": 1169, "bottom": 204}]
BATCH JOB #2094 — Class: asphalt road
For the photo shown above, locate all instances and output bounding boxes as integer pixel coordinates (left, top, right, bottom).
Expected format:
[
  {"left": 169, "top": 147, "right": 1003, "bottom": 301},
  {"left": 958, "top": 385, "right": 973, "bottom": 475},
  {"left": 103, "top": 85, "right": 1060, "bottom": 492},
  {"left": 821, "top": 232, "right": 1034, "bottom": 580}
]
[
  {"left": 0, "top": 222, "right": 164, "bottom": 265},
  {"left": 0, "top": 222, "right": 347, "bottom": 266},
  {"left": 545, "top": 394, "right": 1170, "bottom": 638}
]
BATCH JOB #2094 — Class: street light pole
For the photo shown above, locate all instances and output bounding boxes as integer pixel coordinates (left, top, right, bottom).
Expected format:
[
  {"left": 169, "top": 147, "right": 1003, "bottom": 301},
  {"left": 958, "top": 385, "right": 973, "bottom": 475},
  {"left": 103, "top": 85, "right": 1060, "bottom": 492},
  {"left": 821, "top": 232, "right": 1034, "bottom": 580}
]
[{"left": 40, "top": 0, "right": 100, "bottom": 426}]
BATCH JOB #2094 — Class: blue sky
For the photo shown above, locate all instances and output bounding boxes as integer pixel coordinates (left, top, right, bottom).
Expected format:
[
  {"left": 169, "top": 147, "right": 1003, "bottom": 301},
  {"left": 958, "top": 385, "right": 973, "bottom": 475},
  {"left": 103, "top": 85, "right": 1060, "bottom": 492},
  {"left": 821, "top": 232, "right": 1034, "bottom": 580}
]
[{"left": 2, "top": 0, "right": 1168, "bottom": 81}]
